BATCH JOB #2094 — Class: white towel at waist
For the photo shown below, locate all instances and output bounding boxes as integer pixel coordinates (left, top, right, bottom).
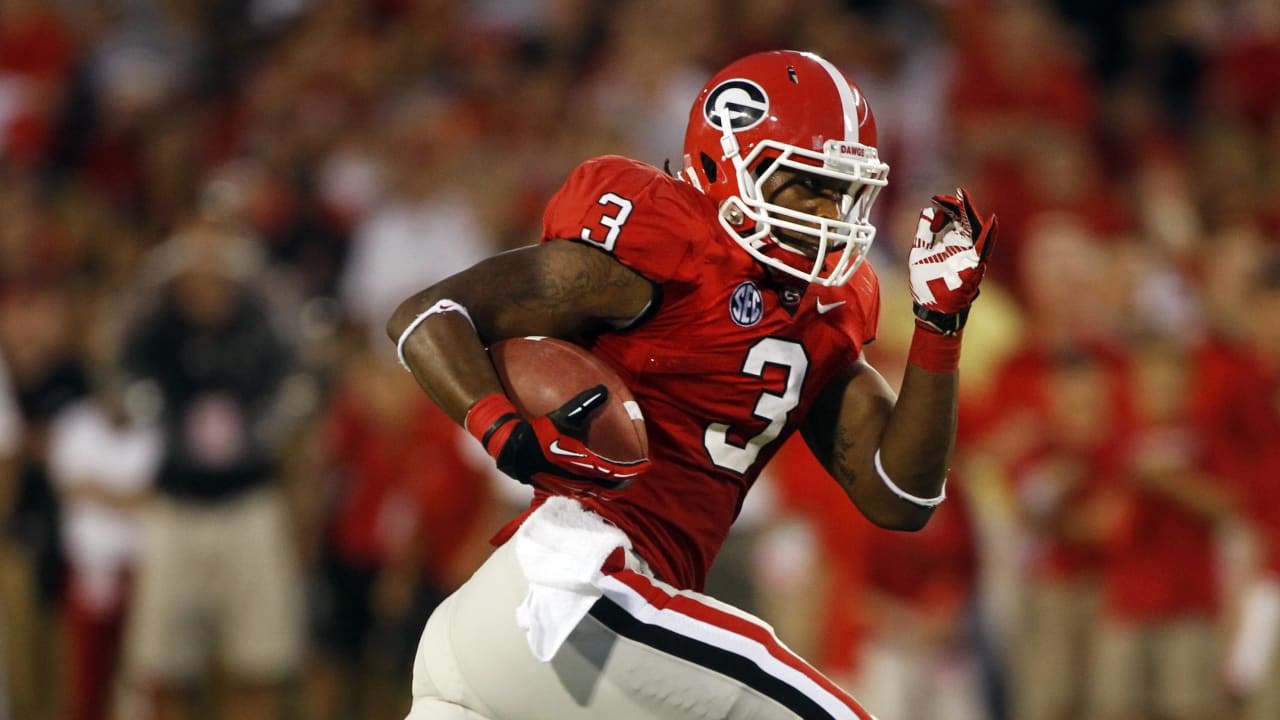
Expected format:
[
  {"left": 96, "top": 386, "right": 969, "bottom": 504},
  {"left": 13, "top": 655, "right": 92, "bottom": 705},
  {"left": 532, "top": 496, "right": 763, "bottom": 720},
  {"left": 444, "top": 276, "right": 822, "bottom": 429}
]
[{"left": 513, "top": 496, "right": 633, "bottom": 662}]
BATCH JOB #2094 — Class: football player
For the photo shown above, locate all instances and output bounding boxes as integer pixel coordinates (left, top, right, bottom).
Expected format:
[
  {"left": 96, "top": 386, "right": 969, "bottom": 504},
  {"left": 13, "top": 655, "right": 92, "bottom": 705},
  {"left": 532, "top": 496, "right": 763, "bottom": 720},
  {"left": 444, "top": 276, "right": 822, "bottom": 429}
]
[{"left": 389, "top": 50, "right": 996, "bottom": 720}]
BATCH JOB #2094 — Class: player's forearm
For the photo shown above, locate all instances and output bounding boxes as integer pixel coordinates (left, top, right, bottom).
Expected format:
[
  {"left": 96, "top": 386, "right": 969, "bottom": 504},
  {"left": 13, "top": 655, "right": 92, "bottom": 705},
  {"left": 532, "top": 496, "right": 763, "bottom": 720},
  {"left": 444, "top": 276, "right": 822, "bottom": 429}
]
[
  {"left": 840, "top": 328, "right": 960, "bottom": 529},
  {"left": 388, "top": 284, "right": 507, "bottom": 426},
  {"left": 801, "top": 354, "right": 952, "bottom": 530},
  {"left": 876, "top": 362, "right": 958, "bottom": 508}
]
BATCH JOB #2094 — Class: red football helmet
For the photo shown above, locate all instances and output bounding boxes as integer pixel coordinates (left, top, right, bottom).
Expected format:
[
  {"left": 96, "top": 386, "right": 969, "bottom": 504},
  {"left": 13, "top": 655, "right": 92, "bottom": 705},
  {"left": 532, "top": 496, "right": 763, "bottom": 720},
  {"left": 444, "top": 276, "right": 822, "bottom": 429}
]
[{"left": 682, "top": 50, "right": 889, "bottom": 287}]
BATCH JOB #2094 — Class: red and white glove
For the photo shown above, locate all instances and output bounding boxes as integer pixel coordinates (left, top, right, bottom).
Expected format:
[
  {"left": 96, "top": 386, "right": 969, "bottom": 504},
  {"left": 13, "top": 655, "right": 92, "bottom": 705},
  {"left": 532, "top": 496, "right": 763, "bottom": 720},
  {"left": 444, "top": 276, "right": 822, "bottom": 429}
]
[
  {"left": 908, "top": 189, "right": 998, "bottom": 335},
  {"left": 465, "top": 386, "right": 649, "bottom": 497}
]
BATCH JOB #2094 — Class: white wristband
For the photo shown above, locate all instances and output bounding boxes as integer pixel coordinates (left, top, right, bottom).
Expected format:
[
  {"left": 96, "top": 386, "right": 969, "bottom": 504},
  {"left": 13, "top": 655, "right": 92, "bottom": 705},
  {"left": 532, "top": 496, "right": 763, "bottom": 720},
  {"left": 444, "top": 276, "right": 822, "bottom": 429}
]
[
  {"left": 396, "top": 299, "right": 474, "bottom": 371},
  {"left": 874, "top": 449, "right": 947, "bottom": 507}
]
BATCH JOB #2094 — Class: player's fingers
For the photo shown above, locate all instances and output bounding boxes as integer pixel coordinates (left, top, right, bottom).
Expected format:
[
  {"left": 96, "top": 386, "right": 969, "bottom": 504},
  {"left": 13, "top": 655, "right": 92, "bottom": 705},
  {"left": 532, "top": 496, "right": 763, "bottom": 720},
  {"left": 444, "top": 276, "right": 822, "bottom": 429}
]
[
  {"left": 975, "top": 214, "right": 999, "bottom": 262},
  {"left": 954, "top": 188, "right": 996, "bottom": 261},
  {"left": 929, "top": 194, "right": 962, "bottom": 232},
  {"left": 931, "top": 194, "right": 962, "bottom": 216},
  {"left": 930, "top": 211, "right": 947, "bottom": 233},
  {"left": 957, "top": 188, "right": 984, "bottom": 231},
  {"left": 915, "top": 207, "right": 942, "bottom": 237}
]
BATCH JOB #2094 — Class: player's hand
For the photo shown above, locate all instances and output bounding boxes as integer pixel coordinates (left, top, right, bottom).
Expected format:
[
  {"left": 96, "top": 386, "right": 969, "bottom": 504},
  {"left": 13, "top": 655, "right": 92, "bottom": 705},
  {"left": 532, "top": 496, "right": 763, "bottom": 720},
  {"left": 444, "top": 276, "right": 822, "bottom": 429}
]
[
  {"left": 908, "top": 188, "right": 997, "bottom": 335},
  {"left": 466, "top": 387, "right": 650, "bottom": 496}
]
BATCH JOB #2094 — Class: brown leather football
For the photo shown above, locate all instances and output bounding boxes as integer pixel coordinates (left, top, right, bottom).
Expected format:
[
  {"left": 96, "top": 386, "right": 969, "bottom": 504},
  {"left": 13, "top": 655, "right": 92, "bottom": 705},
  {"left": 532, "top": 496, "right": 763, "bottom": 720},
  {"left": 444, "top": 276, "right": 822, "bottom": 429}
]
[{"left": 488, "top": 337, "right": 648, "bottom": 464}]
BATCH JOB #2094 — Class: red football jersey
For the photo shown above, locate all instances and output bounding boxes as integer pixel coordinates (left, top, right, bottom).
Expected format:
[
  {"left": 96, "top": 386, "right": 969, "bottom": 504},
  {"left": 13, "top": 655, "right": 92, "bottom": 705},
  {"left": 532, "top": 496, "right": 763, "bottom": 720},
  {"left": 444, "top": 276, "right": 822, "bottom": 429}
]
[{"left": 499, "top": 156, "right": 881, "bottom": 591}]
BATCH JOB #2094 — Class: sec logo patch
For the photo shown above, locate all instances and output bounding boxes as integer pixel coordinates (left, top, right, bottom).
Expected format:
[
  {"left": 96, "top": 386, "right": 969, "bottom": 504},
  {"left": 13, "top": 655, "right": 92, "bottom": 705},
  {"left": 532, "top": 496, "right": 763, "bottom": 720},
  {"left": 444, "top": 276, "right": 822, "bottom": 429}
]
[{"left": 729, "top": 281, "right": 764, "bottom": 327}]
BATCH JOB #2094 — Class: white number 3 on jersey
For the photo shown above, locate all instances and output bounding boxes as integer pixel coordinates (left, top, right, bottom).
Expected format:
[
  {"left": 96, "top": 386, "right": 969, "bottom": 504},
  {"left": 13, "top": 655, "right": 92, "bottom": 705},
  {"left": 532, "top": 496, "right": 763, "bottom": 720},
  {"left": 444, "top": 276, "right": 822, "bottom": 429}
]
[
  {"left": 580, "top": 193, "right": 633, "bottom": 251},
  {"left": 704, "top": 338, "right": 809, "bottom": 474}
]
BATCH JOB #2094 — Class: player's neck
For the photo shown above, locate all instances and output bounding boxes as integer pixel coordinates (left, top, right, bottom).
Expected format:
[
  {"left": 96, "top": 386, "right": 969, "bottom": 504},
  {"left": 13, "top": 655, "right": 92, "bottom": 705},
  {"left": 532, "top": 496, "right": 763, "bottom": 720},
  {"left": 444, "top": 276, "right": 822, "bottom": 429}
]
[{"left": 760, "top": 265, "right": 808, "bottom": 313}]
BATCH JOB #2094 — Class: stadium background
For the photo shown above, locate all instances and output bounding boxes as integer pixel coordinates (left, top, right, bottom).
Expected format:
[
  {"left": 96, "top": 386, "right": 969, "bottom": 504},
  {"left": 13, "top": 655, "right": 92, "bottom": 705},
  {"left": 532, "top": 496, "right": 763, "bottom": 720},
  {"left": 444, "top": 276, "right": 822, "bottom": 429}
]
[{"left": 1, "top": 1, "right": 1279, "bottom": 719}]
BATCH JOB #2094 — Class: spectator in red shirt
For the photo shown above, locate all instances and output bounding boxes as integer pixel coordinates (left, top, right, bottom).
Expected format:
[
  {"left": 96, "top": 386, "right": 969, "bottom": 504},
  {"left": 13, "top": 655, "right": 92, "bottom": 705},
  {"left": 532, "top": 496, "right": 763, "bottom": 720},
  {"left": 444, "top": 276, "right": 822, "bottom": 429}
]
[
  {"left": 1088, "top": 335, "right": 1237, "bottom": 720},
  {"left": 1007, "top": 349, "right": 1127, "bottom": 720}
]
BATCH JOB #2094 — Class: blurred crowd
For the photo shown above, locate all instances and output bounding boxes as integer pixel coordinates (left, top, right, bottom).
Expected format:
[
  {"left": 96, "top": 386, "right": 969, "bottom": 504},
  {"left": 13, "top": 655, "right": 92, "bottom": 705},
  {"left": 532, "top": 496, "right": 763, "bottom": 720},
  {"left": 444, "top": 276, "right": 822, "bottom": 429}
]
[{"left": 1, "top": 1, "right": 1279, "bottom": 719}]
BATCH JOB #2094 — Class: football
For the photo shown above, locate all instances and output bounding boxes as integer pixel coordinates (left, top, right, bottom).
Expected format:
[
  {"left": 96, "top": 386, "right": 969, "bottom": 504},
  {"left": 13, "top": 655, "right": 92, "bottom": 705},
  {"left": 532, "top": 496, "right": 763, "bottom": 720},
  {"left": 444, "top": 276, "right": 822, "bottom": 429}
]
[{"left": 488, "top": 336, "right": 649, "bottom": 465}]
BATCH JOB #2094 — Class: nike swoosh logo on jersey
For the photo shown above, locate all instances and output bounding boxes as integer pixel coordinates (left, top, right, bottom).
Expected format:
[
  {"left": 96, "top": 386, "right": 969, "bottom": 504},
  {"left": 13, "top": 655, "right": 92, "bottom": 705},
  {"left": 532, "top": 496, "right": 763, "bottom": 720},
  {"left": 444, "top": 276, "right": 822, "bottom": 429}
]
[
  {"left": 548, "top": 440, "right": 588, "bottom": 458},
  {"left": 816, "top": 299, "right": 846, "bottom": 314}
]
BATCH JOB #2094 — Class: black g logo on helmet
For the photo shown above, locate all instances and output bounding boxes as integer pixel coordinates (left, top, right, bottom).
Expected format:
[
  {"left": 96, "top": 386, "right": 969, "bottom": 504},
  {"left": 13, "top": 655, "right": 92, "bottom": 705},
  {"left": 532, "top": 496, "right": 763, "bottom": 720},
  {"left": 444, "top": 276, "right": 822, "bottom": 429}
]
[{"left": 704, "top": 79, "right": 769, "bottom": 131}]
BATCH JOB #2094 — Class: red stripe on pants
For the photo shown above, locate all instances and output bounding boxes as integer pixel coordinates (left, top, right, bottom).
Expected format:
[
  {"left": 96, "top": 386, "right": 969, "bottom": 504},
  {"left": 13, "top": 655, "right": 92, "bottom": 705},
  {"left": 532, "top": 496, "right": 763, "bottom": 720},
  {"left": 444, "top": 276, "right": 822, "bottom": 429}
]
[{"left": 605, "top": 567, "right": 873, "bottom": 720}]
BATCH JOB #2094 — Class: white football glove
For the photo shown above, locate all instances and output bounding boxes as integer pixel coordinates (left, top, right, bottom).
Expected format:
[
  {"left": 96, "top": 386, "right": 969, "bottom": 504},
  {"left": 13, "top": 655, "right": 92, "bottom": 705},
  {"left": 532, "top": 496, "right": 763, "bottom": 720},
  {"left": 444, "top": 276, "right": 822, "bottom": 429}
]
[{"left": 908, "top": 189, "right": 998, "bottom": 334}]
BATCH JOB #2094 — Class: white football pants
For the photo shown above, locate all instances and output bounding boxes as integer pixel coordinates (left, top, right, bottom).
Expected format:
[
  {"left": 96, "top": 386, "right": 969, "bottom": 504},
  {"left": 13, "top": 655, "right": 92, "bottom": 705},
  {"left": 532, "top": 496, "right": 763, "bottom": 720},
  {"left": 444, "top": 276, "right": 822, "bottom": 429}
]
[{"left": 404, "top": 531, "right": 874, "bottom": 720}]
